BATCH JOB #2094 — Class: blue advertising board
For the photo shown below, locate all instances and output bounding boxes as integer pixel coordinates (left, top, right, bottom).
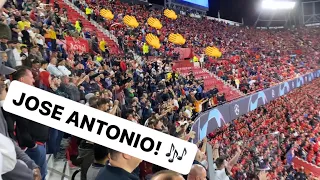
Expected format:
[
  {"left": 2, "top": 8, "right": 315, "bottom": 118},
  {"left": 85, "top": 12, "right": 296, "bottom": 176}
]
[{"left": 191, "top": 70, "right": 320, "bottom": 143}]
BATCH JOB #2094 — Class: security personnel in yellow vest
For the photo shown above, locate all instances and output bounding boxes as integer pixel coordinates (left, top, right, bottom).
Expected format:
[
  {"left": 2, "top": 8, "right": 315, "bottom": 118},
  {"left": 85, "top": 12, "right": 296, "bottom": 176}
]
[
  {"left": 75, "top": 20, "right": 81, "bottom": 33},
  {"left": 191, "top": 56, "right": 199, "bottom": 63},
  {"left": 142, "top": 43, "right": 149, "bottom": 60},
  {"left": 85, "top": 6, "right": 93, "bottom": 21},
  {"left": 96, "top": 54, "right": 103, "bottom": 62}
]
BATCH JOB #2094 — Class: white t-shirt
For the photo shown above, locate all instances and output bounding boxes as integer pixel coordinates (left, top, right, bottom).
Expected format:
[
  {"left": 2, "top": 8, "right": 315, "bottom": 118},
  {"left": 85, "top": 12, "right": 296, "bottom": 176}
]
[
  {"left": 12, "top": 48, "right": 22, "bottom": 66},
  {"left": 184, "top": 109, "right": 192, "bottom": 118},
  {"left": 0, "top": 134, "right": 17, "bottom": 177},
  {"left": 173, "top": 99, "right": 179, "bottom": 109},
  {"left": 212, "top": 163, "right": 230, "bottom": 180},
  {"left": 35, "top": 34, "right": 44, "bottom": 45}
]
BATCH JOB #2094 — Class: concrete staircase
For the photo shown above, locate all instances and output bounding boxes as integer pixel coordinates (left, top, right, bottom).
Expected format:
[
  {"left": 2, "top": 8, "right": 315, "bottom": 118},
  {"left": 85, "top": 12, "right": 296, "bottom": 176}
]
[
  {"left": 175, "top": 61, "right": 243, "bottom": 101},
  {"left": 56, "top": 0, "right": 121, "bottom": 54}
]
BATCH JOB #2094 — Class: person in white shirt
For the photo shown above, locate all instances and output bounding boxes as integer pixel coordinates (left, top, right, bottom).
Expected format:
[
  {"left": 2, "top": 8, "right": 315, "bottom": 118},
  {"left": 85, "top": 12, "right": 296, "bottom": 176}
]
[
  {"left": 20, "top": 46, "right": 28, "bottom": 61},
  {"left": 33, "top": 31, "right": 44, "bottom": 48},
  {"left": 212, "top": 144, "right": 242, "bottom": 180},
  {"left": 47, "top": 57, "right": 63, "bottom": 76},
  {"left": 57, "top": 58, "right": 71, "bottom": 76},
  {"left": 10, "top": 41, "right": 22, "bottom": 67},
  {"left": 26, "top": 27, "right": 35, "bottom": 40},
  {"left": 0, "top": 133, "right": 17, "bottom": 178},
  {"left": 199, "top": 54, "right": 205, "bottom": 68}
]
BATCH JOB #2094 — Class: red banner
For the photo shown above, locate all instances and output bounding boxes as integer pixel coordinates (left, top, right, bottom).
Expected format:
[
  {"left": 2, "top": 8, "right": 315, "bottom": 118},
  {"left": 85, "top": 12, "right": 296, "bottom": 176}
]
[{"left": 65, "top": 37, "right": 89, "bottom": 53}]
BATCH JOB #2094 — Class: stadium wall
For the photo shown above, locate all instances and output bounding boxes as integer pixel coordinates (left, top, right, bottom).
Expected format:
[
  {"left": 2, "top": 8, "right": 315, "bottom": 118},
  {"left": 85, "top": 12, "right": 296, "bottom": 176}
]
[{"left": 191, "top": 70, "right": 320, "bottom": 143}]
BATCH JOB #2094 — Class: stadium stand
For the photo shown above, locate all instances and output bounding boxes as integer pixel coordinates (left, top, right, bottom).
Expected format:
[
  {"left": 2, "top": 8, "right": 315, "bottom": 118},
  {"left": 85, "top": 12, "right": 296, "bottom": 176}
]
[
  {"left": 0, "top": 0, "right": 319, "bottom": 179},
  {"left": 74, "top": 0, "right": 319, "bottom": 96}
]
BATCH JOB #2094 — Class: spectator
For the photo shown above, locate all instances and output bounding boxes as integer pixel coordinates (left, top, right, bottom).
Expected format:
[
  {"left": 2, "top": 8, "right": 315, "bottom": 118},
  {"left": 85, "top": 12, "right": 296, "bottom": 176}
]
[
  {"left": 0, "top": 55, "right": 40, "bottom": 180},
  {"left": 0, "top": 52, "right": 8, "bottom": 66},
  {"left": 187, "top": 164, "right": 207, "bottom": 180},
  {"left": 6, "top": 40, "right": 20, "bottom": 68},
  {"left": 20, "top": 46, "right": 28, "bottom": 63},
  {"left": 44, "top": 25, "right": 57, "bottom": 51},
  {"left": 31, "top": 60, "right": 41, "bottom": 87},
  {"left": 212, "top": 146, "right": 241, "bottom": 180},
  {"left": 151, "top": 170, "right": 184, "bottom": 180},
  {"left": 57, "top": 58, "right": 71, "bottom": 76},
  {"left": 95, "top": 149, "right": 142, "bottom": 180},
  {"left": 39, "top": 61, "right": 48, "bottom": 73},
  {"left": 60, "top": 76, "right": 81, "bottom": 102},
  {"left": 0, "top": 133, "right": 16, "bottom": 177},
  {"left": 24, "top": 45, "right": 41, "bottom": 67},
  {"left": 86, "top": 144, "right": 109, "bottom": 180},
  {"left": 10, "top": 66, "right": 47, "bottom": 180},
  {"left": 47, "top": 57, "right": 63, "bottom": 77}
]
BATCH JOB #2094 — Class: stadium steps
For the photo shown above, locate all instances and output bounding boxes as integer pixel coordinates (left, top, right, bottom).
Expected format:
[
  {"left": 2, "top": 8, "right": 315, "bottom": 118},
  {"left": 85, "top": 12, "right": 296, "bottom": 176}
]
[
  {"left": 46, "top": 138, "right": 81, "bottom": 180},
  {"left": 175, "top": 61, "right": 242, "bottom": 101},
  {"left": 52, "top": 0, "right": 121, "bottom": 55}
]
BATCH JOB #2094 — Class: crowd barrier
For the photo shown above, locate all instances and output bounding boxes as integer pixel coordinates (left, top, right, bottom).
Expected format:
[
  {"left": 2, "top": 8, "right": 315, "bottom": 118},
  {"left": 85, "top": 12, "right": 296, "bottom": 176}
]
[{"left": 191, "top": 70, "right": 320, "bottom": 143}]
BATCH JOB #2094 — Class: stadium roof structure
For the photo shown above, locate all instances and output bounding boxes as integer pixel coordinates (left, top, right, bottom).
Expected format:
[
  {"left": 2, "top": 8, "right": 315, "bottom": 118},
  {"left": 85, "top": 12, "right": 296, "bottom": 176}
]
[
  {"left": 254, "top": 0, "right": 299, "bottom": 28},
  {"left": 254, "top": 0, "right": 320, "bottom": 28},
  {"left": 301, "top": 0, "right": 320, "bottom": 25}
]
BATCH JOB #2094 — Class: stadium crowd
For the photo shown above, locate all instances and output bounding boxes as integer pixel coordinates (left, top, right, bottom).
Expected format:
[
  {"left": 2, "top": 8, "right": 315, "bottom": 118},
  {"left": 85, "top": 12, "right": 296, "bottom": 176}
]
[
  {"left": 75, "top": 0, "right": 319, "bottom": 94},
  {"left": 0, "top": 0, "right": 319, "bottom": 180},
  {"left": 208, "top": 78, "right": 320, "bottom": 179}
]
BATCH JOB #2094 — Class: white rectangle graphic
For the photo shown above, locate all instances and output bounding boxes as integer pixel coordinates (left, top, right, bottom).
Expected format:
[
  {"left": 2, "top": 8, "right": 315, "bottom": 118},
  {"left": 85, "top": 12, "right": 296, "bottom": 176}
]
[{"left": 3, "top": 81, "right": 197, "bottom": 174}]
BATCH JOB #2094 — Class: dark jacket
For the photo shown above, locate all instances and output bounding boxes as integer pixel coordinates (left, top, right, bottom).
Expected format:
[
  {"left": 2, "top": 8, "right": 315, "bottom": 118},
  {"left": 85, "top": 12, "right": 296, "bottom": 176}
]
[
  {"left": 60, "top": 83, "right": 81, "bottom": 102},
  {"left": 5, "top": 112, "right": 49, "bottom": 148},
  {"left": 82, "top": 81, "right": 100, "bottom": 94},
  {"left": 24, "top": 54, "right": 38, "bottom": 68},
  {"left": 96, "top": 165, "right": 139, "bottom": 180}
]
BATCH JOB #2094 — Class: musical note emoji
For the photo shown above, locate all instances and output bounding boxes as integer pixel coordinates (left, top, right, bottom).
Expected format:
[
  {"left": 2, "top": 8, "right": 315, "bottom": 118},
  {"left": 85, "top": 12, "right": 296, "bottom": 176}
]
[
  {"left": 166, "top": 143, "right": 178, "bottom": 163},
  {"left": 177, "top": 148, "right": 187, "bottom": 160},
  {"left": 166, "top": 144, "right": 175, "bottom": 157},
  {"left": 166, "top": 144, "right": 188, "bottom": 163},
  {"left": 168, "top": 150, "right": 179, "bottom": 163}
]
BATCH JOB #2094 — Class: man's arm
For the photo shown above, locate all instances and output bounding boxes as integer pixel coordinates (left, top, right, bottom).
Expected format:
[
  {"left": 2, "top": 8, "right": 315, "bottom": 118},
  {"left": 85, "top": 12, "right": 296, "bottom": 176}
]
[
  {"left": 108, "top": 100, "right": 119, "bottom": 115},
  {"left": 1, "top": 140, "right": 37, "bottom": 180},
  {"left": 226, "top": 146, "right": 241, "bottom": 172},
  {"left": 212, "top": 142, "right": 219, "bottom": 161},
  {"left": 15, "top": 116, "right": 36, "bottom": 149},
  {"left": 47, "top": 66, "right": 62, "bottom": 77},
  {"left": 2, "top": 159, "right": 34, "bottom": 180},
  {"left": 12, "top": 27, "right": 20, "bottom": 33},
  {"left": 200, "top": 137, "right": 207, "bottom": 153},
  {"left": 13, "top": 141, "right": 38, "bottom": 170},
  {"left": 54, "top": 67, "right": 63, "bottom": 77}
]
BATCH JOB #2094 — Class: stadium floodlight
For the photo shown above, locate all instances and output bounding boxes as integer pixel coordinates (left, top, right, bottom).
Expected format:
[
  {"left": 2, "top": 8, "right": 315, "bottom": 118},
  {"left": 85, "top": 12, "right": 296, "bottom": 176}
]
[{"left": 262, "top": 0, "right": 296, "bottom": 10}]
